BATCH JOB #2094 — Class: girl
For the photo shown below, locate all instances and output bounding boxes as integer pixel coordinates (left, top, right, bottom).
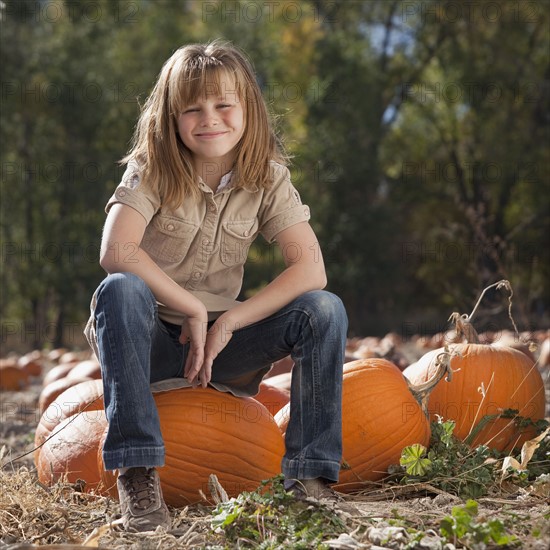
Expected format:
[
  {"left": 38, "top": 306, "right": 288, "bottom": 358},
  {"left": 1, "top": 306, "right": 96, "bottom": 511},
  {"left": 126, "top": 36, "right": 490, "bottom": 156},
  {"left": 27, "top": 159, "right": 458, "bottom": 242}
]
[{"left": 85, "top": 40, "right": 348, "bottom": 532}]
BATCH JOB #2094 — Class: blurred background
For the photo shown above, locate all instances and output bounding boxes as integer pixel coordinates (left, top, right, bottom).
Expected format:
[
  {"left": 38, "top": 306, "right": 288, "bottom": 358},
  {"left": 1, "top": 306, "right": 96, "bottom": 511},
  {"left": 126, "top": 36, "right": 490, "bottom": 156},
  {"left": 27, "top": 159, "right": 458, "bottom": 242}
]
[{"left": 1, "top": 0, "right": 549, "bottom": 351}]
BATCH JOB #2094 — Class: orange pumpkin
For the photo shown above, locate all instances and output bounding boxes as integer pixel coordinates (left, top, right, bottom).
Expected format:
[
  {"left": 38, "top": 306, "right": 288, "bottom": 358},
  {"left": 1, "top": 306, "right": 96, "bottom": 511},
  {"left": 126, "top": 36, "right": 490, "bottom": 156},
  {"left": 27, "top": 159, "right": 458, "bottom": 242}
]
[
  {"left": 35, "top": 379, "right": 104, "bottom": 450},
  {"left": 403, "top": 342, "right": 545, "bottom": 451},
  {"left": 254, "top": 382, "right": 290, "bottom": 416},
  {"left": 0, "top": 358, "right": 29, "bottom": 391},
  {"left": 99, "top": 387, "right": 285, "bottom": 505},
  {"left": 36, "top": 409, "right": 108, "bottom": 491},
  {"left": 275, "top": 358, "right": 433, "bottom": 492}
]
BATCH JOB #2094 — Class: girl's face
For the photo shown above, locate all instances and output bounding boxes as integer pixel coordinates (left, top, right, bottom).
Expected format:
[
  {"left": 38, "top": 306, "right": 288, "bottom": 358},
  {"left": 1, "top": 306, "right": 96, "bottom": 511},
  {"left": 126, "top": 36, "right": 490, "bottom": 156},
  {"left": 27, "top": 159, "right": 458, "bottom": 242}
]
[{"left": 177, "top": 74, "right": 245, "bottom": 171}]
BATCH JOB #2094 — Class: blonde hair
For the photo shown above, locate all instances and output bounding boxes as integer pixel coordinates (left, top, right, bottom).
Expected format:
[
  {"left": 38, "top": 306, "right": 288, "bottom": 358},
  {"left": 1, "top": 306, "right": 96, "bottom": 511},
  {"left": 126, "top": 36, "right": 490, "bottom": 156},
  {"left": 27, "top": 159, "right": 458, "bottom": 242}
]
[{"left": 121, "top": 39, "right": 288, "bottom": 209}]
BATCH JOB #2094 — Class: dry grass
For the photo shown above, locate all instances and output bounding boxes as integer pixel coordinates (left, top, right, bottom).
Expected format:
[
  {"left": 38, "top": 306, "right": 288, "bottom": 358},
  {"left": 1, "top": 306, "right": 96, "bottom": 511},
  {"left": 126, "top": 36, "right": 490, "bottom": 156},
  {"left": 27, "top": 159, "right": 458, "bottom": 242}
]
[
  {"left": 1, "top": 465, "right": 549, "bottom": 549},
  {"left": 1, "top": 362, "right": 549, "bottom": 549}
]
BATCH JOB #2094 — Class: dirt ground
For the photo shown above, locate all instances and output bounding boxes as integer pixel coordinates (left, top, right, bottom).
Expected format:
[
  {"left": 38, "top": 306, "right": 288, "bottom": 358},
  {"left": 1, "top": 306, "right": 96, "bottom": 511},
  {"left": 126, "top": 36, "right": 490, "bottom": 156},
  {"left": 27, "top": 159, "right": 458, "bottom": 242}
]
[{"left": 1, "top": 361, "right": 549, "bottom": 549}]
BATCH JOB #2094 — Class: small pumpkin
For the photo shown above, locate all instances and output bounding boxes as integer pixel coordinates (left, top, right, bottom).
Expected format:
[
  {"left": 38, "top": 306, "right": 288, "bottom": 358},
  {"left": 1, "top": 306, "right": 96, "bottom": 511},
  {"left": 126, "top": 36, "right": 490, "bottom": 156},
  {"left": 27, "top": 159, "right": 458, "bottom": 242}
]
[
  {"left": 0, "top": 358, "right": 29, "bottom": 391},
  {"left": 98, "top": 387, "right": 285, "bottom": 505},
  {"left": 254, "top": 382, "right": 290, "bottom": 416}
]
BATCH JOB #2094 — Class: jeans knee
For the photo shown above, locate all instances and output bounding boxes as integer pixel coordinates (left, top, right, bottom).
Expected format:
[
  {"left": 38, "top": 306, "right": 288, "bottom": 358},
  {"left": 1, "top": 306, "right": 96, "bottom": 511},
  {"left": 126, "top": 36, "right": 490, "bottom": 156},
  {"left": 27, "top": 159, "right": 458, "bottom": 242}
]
[
  {"left": 299, "top": 290, "right": 348, "bottom": 331},
  {"left": 97, "top": 272, "right": 152, "bottom": 304}
]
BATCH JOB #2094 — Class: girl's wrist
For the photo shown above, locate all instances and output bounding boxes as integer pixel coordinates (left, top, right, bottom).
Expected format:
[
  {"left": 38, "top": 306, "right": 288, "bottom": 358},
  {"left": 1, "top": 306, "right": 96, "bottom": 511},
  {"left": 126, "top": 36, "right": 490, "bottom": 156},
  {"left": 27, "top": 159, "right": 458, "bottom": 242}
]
[
  {"left": 182, "top": 296, "right": 208, "bottom": 319},
  {"left": 215, "top": 312, "right": 240, "bottom": 334}
]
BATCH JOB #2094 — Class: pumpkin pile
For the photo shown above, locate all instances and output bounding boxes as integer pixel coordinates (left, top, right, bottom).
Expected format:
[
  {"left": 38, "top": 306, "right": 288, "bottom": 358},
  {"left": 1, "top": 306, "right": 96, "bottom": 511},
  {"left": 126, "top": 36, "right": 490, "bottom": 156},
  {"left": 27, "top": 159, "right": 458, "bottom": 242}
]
[{"left": 22, "top": 280, "right": 549, "bottom": 501}]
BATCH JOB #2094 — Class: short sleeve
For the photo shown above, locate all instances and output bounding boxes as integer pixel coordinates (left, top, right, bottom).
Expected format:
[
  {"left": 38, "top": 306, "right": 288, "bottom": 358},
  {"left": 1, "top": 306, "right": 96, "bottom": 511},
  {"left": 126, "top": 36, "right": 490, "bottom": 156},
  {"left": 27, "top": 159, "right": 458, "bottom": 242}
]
[
  {"left": 105, "top": 160, "right": 160, "bottom": 224},
  {"left": 259, "top": 163, "right": 311, "bottom": 243}
]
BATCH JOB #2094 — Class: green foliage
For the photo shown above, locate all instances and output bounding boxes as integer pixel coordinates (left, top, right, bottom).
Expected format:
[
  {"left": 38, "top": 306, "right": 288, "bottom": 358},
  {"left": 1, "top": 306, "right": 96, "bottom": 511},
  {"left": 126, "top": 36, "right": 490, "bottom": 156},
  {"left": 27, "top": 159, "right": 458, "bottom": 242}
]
[
  {"left": 2, "top": 0, "right": 548, "bottom": 346},
  {"left": 440, "top": 500, "right": 519, "bottom": 548},
  {"left": 399, "top": 420, "right": 496, "bottom": 499},
  {"left": 210, "top": 475, "right": 346, "bottom": 549},
  {"left": 399, "top": 418, "right": 550, "bottom": 500}
]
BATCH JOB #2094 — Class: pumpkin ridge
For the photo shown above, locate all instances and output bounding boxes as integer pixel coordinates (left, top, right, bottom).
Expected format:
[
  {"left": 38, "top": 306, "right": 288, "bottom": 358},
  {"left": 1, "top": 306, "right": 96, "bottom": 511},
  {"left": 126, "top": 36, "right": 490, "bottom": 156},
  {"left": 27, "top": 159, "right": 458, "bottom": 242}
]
[{"left": 163, "top": 423, "right": 282, "bottom": 452}]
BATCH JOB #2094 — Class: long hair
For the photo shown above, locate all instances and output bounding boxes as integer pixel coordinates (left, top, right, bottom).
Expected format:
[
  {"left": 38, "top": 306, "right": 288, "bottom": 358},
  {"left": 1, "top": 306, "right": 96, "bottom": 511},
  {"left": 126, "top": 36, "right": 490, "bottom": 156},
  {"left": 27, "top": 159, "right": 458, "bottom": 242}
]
[{"left": 121, "top": 40, "right": 288, "bottom": 209}]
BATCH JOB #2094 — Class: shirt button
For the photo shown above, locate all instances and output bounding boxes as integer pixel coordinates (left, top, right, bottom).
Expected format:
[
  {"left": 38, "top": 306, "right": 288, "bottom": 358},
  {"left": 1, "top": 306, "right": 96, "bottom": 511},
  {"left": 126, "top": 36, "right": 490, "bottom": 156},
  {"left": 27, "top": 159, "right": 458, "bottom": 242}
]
[
  {"left": 243, "top": 230, "right": 250, "bottom": 237},
  {"left": 193, "top": 271, "right": 201, "bottom": 279},
  {"left": 118, "top": 190, "right": 127, "bottom": 197},
  {"left": 166, "top": 224, "right": 175, "bottom": 231},
  {"left": 202, "top": 238, "right": 210, "bottom": 245}
]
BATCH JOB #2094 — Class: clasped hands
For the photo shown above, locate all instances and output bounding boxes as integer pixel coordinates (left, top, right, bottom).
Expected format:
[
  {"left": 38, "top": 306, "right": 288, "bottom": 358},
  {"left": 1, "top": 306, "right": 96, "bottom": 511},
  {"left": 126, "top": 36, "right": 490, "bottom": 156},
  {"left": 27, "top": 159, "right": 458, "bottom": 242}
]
[{"left": 179, "top": 311, "right": 234, "bottom": 389}]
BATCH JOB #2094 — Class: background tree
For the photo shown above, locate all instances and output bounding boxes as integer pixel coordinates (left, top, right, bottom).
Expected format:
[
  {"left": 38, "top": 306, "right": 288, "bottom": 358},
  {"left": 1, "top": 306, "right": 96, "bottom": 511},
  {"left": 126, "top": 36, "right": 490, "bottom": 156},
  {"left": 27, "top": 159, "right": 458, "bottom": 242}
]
[{"left": 1, "top": 0, "right": 548, "bottom": 350}]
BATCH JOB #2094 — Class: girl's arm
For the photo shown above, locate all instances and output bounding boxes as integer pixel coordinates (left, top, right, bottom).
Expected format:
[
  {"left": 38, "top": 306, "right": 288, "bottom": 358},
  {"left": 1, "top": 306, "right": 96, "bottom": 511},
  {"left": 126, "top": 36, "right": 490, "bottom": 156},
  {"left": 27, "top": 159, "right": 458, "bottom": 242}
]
[
  {"left": 186, "top": 221, "right": 327, "bottom": 386},
  {"left": 100, "top": 203, "right": 208, "bottom": 372}
]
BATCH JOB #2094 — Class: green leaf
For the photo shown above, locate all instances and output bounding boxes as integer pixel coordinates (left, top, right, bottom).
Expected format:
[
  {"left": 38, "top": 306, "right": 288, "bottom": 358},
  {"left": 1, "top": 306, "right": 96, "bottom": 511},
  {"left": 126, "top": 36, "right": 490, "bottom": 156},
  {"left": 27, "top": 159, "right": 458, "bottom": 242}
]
[
  {"left": 211, "top": 501, "right": 242, "bottom": 529},
  {"left": 400, "top": 443, "right": 432, "bottom": 476}
]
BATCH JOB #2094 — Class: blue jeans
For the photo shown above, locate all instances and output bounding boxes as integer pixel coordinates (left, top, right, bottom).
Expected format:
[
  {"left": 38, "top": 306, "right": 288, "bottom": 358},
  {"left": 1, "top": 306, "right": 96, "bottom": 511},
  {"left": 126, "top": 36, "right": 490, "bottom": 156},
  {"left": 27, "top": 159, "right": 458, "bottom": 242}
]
[{"left": 93, "top": 272, "right": 348, "bottom": 483}]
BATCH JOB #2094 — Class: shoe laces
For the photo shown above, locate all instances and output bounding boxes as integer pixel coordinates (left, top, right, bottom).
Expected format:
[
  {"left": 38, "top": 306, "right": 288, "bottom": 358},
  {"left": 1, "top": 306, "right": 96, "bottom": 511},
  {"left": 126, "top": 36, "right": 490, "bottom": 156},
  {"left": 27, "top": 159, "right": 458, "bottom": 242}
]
[{"left": 121, "top": 467, "right": 157, "bottom": 511}]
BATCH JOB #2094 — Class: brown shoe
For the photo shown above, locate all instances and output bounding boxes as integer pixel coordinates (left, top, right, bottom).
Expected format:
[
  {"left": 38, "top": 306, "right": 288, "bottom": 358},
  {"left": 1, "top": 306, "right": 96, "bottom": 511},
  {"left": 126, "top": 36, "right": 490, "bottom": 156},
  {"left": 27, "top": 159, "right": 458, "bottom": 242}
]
[
  {"left": 287, "top": 478, "right": 358, "bottom": 515},
  {"left": 117, "top": 467, "right": 171, "bottom": 532}
]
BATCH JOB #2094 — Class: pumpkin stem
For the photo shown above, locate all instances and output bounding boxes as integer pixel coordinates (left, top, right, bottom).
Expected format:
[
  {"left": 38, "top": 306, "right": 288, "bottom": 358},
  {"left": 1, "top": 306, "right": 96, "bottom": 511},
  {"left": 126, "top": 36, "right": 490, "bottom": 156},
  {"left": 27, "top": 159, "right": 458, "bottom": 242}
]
[
  {"left": 468, "top": 280, "right": 512, "bottom": 322},
  {"left": 448, "top": 312, "right": 481, "bottom": 344},
  {"left": 448, "top": 279, "right": 517, "bottom": 345},
  {"left": 407, "top": 347, "right": 454, "bottom": 417}
]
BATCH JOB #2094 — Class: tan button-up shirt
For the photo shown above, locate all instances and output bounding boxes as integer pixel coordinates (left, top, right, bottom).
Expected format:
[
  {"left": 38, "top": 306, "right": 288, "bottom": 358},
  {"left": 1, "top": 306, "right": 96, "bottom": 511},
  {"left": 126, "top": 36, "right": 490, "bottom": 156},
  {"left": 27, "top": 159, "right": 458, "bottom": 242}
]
[{"left": 105, "top": 160, "right": 311, "bottom": 326}]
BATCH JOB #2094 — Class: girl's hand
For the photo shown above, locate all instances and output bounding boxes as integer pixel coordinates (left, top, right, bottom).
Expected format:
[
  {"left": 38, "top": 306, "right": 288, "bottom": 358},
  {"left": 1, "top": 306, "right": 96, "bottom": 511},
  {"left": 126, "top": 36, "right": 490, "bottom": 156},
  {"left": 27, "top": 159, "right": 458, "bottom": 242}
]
[
  {"left": 180, "top": 309, "right": 208, "bottom": 387},
  {"left": 184, "top": 317, "right": 234, "bottom": 388}
]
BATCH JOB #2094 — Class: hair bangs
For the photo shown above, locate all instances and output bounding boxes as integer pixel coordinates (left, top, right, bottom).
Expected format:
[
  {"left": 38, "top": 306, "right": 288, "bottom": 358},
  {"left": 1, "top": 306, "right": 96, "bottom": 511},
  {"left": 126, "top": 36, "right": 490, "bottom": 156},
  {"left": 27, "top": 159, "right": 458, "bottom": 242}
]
[{"left": 169, "top": 60, "right": 242, "bottom": 118}]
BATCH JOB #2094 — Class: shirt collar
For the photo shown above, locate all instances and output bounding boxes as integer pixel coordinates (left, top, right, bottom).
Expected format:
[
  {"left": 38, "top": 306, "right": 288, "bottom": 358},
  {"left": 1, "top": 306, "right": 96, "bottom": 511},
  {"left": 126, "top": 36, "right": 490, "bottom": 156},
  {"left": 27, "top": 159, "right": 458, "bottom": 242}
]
[{"left": 197, "top": 171, "right": 233, "bottom": 194}]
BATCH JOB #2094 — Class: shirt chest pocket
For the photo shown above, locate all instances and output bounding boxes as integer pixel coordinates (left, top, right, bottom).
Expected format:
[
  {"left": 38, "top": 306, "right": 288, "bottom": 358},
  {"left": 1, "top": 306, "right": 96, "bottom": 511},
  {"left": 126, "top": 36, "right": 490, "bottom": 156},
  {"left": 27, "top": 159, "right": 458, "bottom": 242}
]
[
  {"left": 220, "top": 219, "right": 258, "bottom": 267},
  {"left": 141, "top": 215, "right": 197, "bottom": 263}
]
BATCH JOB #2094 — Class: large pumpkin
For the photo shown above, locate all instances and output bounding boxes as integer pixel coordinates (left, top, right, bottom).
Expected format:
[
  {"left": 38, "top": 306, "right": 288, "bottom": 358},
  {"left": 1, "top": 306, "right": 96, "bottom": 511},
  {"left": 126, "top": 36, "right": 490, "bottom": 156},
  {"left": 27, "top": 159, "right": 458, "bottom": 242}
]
[
  {"left": 403, "top": 342, "right": 546, "bottom": 451},
  {"left": 98, "top": 387, "right": 285, "bottom": 505},
  {"left": 276, "top": 358, "right": 434, "bottom": 492},
  {"left": 98, "top": 388, "right": 284, "bottom": 506},
  {"left": 155, "top": 388, "right": 284, "bottom": 505}
]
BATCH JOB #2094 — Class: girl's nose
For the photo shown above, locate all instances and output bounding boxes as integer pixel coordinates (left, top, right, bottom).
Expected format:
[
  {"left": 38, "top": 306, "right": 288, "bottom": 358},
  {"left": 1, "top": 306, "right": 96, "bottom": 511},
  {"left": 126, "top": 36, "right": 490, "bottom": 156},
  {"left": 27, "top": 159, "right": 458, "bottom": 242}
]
[{"left": 200, "top": 108, "right": 219, "bottom": 127}]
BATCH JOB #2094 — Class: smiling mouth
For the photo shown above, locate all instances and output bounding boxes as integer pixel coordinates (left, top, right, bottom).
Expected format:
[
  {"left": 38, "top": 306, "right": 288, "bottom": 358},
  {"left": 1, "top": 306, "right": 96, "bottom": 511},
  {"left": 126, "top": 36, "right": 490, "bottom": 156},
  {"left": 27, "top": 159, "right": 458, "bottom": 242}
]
[{"left": 195, "top": 131, "right": 228, "bottom": 138}]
